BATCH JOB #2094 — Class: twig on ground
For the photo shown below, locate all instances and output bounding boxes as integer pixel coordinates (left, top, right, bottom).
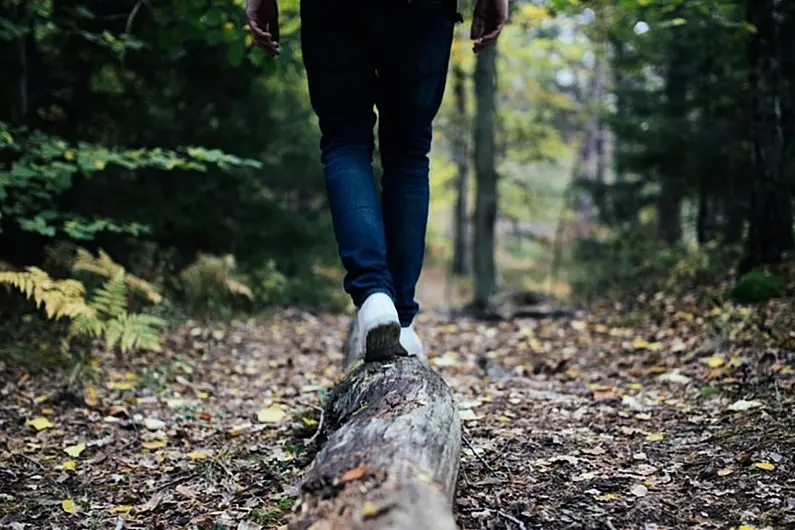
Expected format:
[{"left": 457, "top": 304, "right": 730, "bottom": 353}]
[
  {"left": 497, "top": 510, "right": 527, "bottom": 530},
  {"left": 307, "top": 404, "right": 325, "bottom": 445},
  {"left": 463, "top": 427, "right": 496, "bottom": 473},
  {"left": 606, "top": 518, "right": 618, "bottom": 530}
]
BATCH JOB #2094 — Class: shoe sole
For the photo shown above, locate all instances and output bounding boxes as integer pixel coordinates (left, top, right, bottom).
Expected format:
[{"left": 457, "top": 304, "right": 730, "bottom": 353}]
[{"left": 364, "top": 322, "right": 407, "bottom": 362}]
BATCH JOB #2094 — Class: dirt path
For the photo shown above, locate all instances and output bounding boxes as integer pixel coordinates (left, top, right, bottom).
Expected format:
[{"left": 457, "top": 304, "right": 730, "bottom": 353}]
[{"left": 1, "top": 295, "right": 793, "bottom": 529}]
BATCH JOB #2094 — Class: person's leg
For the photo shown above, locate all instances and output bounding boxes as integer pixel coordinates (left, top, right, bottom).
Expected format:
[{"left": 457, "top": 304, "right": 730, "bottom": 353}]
[
  {"left": 301, "top": 0, "right": 403, "bottom": 360},
  {"left": 376, "top": 1, "right": 457, "bottom": 329}
]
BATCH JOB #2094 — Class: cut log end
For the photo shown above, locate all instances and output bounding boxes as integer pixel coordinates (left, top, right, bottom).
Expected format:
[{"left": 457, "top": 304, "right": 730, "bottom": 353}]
[{"left": 291, "top": 357, "right": 462, "bottom": 530}]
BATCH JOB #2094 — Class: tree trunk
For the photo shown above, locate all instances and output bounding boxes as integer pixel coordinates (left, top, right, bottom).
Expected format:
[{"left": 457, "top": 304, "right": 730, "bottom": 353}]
[
  {"left": 451, "top": 61, "right": 470, "bottom": 276},
  {"left": 657, "top": 24, "right": 688, "bottom": 245},
  {"left": 472, "top": 44, "right": 498, "bottom": 310},
  {"left": 291, "top": 357, "right": 461, "bottom": 530},
  {"left": 742, "top": 0, "right": 794, "bottom": 270}
]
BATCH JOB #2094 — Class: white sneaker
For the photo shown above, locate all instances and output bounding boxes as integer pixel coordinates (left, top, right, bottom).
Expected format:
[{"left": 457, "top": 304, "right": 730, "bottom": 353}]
[
  {"left": 357, "top": 292, "right": 404, "bottom": 362},
  {"left": 400, "top": 324, "right": 425, "bottom": 361}
]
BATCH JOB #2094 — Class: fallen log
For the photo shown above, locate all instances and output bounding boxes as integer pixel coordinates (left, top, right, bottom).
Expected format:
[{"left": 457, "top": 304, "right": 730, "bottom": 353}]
[{"left": 291, "top": 355, "right": 462, "bottom": 530}]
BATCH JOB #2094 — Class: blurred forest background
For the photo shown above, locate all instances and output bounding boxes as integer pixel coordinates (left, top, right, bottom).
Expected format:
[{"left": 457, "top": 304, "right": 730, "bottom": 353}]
[{"left": 1, "top": 0, "right": 794, "bottom": 359}]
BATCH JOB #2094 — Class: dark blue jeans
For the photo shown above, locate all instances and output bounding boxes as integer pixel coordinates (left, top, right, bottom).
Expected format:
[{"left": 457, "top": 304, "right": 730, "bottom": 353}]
[{"left": 301, "top": 0, "right": 456, "bottom": 326}]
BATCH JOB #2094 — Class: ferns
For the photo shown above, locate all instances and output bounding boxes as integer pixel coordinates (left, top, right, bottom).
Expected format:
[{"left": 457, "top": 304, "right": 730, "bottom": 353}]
[
  {"left": 73, "top": 248, "right": 162, "bottom": 304},
  {"left": 1, "top": 249, "right": 165, "bottom": 355},
  {"left": 179, "top": 253, "right": 254, "bottom": 305},
  {"left": 0, "top": 267, "right": 94, "bottom": 320}
]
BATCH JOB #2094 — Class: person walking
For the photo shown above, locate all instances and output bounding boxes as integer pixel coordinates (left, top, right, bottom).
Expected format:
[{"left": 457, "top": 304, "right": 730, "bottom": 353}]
[{"left": 246, "top": 0, "right": 508, "bottom": 362}]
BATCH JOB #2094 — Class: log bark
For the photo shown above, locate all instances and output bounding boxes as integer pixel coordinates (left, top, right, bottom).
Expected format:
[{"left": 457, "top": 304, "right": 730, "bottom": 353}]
[{"left": 291, "top": 357, "right": 462, "bottom": 530}]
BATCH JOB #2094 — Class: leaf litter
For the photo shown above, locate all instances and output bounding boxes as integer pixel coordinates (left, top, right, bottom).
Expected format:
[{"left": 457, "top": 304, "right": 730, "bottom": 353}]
[{"left": 0, "top": 289, "right": 793, "bottom": 529}]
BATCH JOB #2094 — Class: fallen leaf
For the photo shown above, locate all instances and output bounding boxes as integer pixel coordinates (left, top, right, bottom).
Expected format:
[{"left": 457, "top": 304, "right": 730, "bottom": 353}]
[
  {"left": 229, "top": 422, "right": 252, "bottom": 436},
  {"left": 630, "top": 484, "right": 648, "bottom": 497},
  {"left": 62, "top": 460, "right": 76, "bottom": 471},
  {"left": 582, "top": 446, "right": 606, "bottom": 456},
  {"left": 108, "top": 505, "right": 133, "bottom": 515},
  {"left": 341, "top": 465, "right": 368, "bottom": 482},
  {"left": 142, "top": 440, "right": 167, "bottom": 450},
  {"left": 143, "top": 418, "right": 166, "bottom": 431},
  {"left": 657, "top": 371, "right": 691, "bottom": 384},
  {"left": 728, "top": 399, "right": 763, "bottom": 412},
  {"left": 592, "top": 385, "right": 617, "bottom": 401},
  {"left": 26, "top": 417, "right": 54, "bottom": 431},
  {"left": 176, "top": 484, "right": 197, "bottom": 499},
  {"left": 704, "top": 356, "right": 725, "bottom": 368},
  {"left": 187, "top": 451, "right": 209, "bottom": 460},
  {"left": 64, "top": 442, "right": 86, "bottom": 458},
  {"left": 62, "top": 499, "right": 78, "bottom": 514},
  {"left": 361, "top": 501, "right": 380, "bottom": 518},
  {"left": 645, "top": 432, "right": 665, "bottom": 441},
  {"left": 458, "top": 409, "right": 478, "bottom": 421},
  {"left": 34, "top": 394, "right": 49, "bottom": 404},
  {"left": 754, "top": 462, "right": 774, "bottom": 471},
  {"left": 594, "top": 493, "right": 617, "bottom": 502},
  {"left": 107, "top": 381, "right": 135, "bottom": 391},
  {"left": 257, "top": 405, "right": 286, "bottom": 424},
  {"left": 302, "top": 416, "right": 318, "bottom": 427},
  {"left": 738, "top": 525, "right": 757, "bottom": 530},
  {"left": 84, "top": 386, "right": 99, "bottom": 407}
]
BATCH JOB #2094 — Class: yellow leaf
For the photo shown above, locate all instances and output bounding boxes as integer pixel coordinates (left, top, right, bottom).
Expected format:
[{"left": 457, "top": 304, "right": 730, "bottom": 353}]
[
  {"left": 108, "top": 505, "right": 133, "bottom": 515},
  {"left": 229, "top": 422, "right": 252, "bottom": 437},
  {"left": 198, "top": 391, "right": 209, "bottom": 399},
  {"left": 704, "top": 356, "right": 725, "bottom": 368},
  {"left": 361, "top": 501, "right": 379, "bottom": 518},
  {"left": 141, "top": 440, "right": 167, "bottom": 450},
  {"left": 302, "top": 417, "right": 318, "bottom": 427},
  {"left": 64, "top": 150, "right": 74, "bottom": 160},
  {"left": 62, "top": 499, "right": 78, "bottom": 514},
  {"left": 754, "top": 462, "right": 775, "bottom": 471},
  {"left": 257, "top": 405, "right": 286, "bottom": 424},
  {"left": 94, "top": 159, "right": 106, "bottom": 170},
  {"left": 107, "top": 381, "right": 135, "bottom": 391},
  {"left": 35, "top": 394, "right": 50, "bottom": 404},
  {"left": 594, "top": 493, "right": 617, "bottom": 501},
  {"left": 645, "top": 432, "right": 665, "bottom": 441},
  {"left": 27, "top": 416, "right": 54, "bottom": 431},
  {"left": 63, "top": 460, "right": 76, "bottom": 471},
  {"left": 187, "top": 451, "right": 209, "bottom": 460},
  {"left": 84, "top": 386, "right": 99, "bottom": 407},
  {"left": 64, "top": 442, "right": 86, "bottom": 457},
  {"left": 631, "top": 337, "right": 650, "bottom": 349},
  {"left": 629, "top": 383, "right": 643, "bottom": 391},
  {"left": 738, "top": 525, "right": 757, "bottom": 530}
]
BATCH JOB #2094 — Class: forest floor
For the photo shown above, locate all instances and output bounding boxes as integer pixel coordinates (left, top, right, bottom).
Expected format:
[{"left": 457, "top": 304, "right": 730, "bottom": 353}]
[{"left": 1, "top": 284, "right": 794, "bottom": 530}]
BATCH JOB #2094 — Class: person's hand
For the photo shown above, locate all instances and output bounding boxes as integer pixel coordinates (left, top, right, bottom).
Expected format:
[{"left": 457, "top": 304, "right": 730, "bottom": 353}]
[
  {"left": 471, "top": 0, "right": 508, "bottom": 53},
  {"left": 246, "top": 0, "right": 280, "bottom": 57}
]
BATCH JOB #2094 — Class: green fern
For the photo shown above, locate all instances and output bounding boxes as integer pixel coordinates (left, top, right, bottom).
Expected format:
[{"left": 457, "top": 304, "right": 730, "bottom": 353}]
[
  {"left": 105, "top": 312, "right": 166, "bottom": 353},
  {"left": 91, "top": 269, "right": 129, "bottom": 319}
]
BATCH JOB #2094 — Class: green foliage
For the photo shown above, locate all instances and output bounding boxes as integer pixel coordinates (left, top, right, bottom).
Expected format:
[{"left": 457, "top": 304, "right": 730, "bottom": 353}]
[
  {"left": 569, "top": 228, "right": 741, "bottom": 302},
  {"left": 1, "top": 121, "right": 261, "bottom": 240},
  {"left": 728, "top": 271, "right": 786, "bottom": 304}
]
